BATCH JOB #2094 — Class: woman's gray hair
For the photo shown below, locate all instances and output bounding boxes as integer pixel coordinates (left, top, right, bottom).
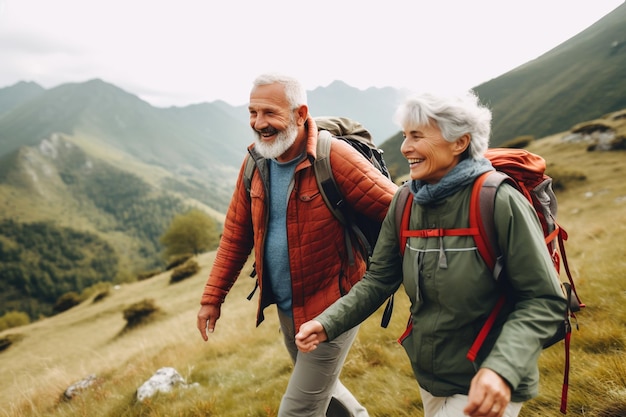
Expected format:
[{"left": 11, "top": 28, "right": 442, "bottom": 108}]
[
  {"left": 252, "top": 73, "right": 307, "bottom": 109},
  {"left": 393, "top": 90, "right": 492, "bottom": 159}
]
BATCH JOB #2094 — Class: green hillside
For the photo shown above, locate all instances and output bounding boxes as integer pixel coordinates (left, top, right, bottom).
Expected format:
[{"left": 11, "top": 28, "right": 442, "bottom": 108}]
[
  {"left": 0, "top": 135, "right": 199, "bottom": 318},
  {"left": 0, "top": 79, "right": 249, "bottom": 211},
  {"left": 0, "top": 219, "right": 119, "bottom": 318},
  {"left": 473, "top": 2, "right": 626, "bottom": 145}
]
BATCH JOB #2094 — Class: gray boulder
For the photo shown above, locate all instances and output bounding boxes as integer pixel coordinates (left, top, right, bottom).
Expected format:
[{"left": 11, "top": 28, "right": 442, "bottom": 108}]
[
  {"left": 64, "top": 374, "right": 98, "bottom": 399},
  {"left": 136, "top": 367, "right": 198, "bottom": 402}
]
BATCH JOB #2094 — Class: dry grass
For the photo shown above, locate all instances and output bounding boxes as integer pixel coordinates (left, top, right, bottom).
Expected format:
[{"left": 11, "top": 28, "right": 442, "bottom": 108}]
[{"left": 1, "top": 133, "right": 625, "bottom": 417}]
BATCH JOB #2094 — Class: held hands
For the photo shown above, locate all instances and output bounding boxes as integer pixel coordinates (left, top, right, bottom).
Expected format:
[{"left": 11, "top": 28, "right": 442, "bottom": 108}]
[
  {"left": 463, "top": 368, "right": 511, "bottom": 417},
  {"left": 197, "top": 304, "right": 221, "bottom": 341},
  {"left": 295, "top": 320, "right": 328, "bottom": 352}
]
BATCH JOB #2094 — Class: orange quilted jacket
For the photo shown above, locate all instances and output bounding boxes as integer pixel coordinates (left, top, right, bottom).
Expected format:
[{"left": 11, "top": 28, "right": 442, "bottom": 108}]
[{"left": 200, "top": 118, "right": 398, "bottom": 330}]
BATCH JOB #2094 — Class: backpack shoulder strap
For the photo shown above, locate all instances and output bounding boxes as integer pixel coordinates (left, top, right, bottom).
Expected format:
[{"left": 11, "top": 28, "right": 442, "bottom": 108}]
[
  {"left": 242, "top": 149, "right": 264, "bottom": 299},
  {"left": 314, "top": 131, "right": 368, "bottom": 265},
  {"left": 243, "top": 146, "right": 271, "bottom": 201},
  {"left": 395, "top": 184, "right": 413, "bottom": 256},
  {"left": 471, "top": 170, "right": 515, "bottom": 280},
  {"left": 467, "top": 169, "right": 521, "bottom": 363},
  {"left": 313, "top": 131, "right": 348, "bottom": 226},
  {"left": 380, "top": 182, "right": 412, "bottom": 329},
  {"left": 243, "top": 153, "right": 256, "bottom": 198}
]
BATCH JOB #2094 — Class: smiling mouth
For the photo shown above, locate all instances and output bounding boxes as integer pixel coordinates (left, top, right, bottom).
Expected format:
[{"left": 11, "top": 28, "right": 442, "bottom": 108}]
[
  {"left": 407, "top": 158, "right": 424, "bottom": 165},
  {"left": 259, "top": 127, "right": 278, "bottom": 138}
]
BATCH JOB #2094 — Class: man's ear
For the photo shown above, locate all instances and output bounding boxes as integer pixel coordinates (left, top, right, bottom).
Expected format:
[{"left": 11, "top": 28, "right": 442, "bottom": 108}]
[
  {"left": 453, "top": 134, "right": 471, "bottom": 155},
  {"left": 296, "top": 105, "right": 308, "bottom": 125}
]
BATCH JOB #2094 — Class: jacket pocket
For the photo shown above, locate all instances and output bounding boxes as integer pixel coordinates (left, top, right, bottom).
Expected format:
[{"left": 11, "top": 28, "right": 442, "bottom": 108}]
[{"left": 298, "top": 189, "right": 321, "bottom": 202}]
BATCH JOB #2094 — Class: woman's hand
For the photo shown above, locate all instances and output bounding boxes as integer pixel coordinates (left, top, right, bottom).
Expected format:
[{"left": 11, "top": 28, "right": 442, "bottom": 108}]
[
  {"left": 463, "top": 368, "right": 511, "bottom": 417},
  {"left": 295, "top": 320, "right": 328, "bottom": 352}
]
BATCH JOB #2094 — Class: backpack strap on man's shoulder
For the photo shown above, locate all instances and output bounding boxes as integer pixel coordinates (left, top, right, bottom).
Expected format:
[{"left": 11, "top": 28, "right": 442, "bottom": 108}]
[
  {"left": 243, "top": 153, "right": 256, "bottom": 198},
  {"left": 314, "top": 131, "right": 348, "bottom": 225},
  {"left": 243, "top": 147, "right": 269, "bottom": 199},
  {"left": 314, "top": 131, "right": 364, "bottom": 265},
  {"left": 241, "top": 147, "right": 268, "bottom": 300}
]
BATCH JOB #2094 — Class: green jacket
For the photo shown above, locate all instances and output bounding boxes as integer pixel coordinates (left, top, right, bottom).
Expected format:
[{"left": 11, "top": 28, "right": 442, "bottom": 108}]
[{"left": 317, "top": 181, "right": 566, "bottom": 402}]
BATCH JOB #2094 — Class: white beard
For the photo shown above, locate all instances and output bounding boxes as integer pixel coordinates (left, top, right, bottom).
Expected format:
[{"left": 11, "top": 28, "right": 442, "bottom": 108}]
[{"left": 253, "top": 120, "right": 299, "bottom": 159}]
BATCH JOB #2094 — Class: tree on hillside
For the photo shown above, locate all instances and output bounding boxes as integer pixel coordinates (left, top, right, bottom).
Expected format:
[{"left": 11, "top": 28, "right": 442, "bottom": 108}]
[{"left": 159, "top": 209, "right": 220, "bottom": 259}]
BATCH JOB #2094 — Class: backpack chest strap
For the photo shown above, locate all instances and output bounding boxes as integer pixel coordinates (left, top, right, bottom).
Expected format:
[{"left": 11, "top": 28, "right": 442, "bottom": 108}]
[{"left": 400, "top": 227, "right": 479, "bottom": 239}]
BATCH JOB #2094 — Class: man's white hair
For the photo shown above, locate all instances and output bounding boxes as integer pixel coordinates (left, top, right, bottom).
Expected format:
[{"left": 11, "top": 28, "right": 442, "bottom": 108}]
[{"left": 253, "top": 73, "right": 307, "bottom": 109}]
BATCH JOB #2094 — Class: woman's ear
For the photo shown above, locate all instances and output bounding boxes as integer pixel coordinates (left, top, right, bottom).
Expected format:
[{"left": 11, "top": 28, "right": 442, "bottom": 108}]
[{"left": 453, "top": 134, "right": 471, "bottom": 156}]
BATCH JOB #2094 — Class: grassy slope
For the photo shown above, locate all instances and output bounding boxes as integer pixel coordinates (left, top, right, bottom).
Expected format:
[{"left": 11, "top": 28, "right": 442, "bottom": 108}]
[{"left": 1, "top": 134, "right": 625, "bottom": 417}]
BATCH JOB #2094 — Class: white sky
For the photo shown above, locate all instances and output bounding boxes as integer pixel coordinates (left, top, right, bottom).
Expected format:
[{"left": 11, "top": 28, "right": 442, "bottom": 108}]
[{"left": 0, "top": 0, "right": 623, "bottom": 107}]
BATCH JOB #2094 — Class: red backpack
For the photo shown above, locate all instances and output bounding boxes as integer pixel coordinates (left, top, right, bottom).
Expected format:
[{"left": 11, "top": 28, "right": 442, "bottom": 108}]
[{"left": 393, "top": 148, "right": 584, "bottom": 414}]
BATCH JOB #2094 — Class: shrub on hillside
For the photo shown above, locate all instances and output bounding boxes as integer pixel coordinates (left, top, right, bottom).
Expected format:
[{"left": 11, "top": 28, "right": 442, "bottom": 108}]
[
  {"left": 0, "top": 311, "right": 30, "bottom": 331},
  {"left": 80, "top": 282, "right": 111, "bottom": 300},
  {"left": 53, "top": 292, "right": 82, "bottom": 313},
  {"left": 137, "top": 269, "right": 162, "bottom": 281},
  {"left": 613, "top": 135, "right": 626, "bottom": 150},
  {"left": 160, "top": 209, "right": 220, "bottom": 258},
  {"left": 165, "top": 253, "right": 193, "bottom": 271},
  {"left": 92, "top": 288, "right": 111, "bottom": 303},
  {"left": 0, "top": 333, "right": 24, "bottom": 352},
  {"left": 122, "top": 298, "right": 160, "bottom": 329},
  {"left": 499, "top": 135, "right": 534, "bottom": 149},
  {"left": 170, "top": 260, "right": 200, "bottom": 284}
]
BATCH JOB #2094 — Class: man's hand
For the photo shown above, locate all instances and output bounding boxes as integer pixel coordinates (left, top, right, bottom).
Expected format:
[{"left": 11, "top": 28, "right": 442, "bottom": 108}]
[
  {"left": 197, "top": 304, "right": 221, "bottom": 341},
  {"left": 463, "top": 368, "right": 511, "bottom": 417},
  {"left": 295, "top": 320, "right": 328, "bottom": 352}
]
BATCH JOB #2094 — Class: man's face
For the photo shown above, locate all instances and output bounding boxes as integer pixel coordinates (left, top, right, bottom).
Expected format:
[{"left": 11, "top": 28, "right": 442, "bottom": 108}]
[{"left": 249, "top": 83, "right": 299, "bottom": 159}]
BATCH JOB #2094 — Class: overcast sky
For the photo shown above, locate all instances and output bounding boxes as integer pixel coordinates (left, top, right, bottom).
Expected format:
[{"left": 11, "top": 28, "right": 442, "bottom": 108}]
[{"left": 0, "top": 0, "right": 623, "bottom": 108}]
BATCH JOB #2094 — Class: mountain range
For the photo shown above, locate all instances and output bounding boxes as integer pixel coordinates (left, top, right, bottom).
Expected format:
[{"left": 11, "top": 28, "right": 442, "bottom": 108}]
[{"left": 0, "top": 2, "right": 625, "bottom": 317}]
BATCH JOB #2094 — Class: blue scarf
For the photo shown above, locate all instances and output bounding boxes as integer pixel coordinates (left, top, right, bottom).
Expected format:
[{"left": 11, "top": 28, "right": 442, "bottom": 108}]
[{"left": 409, "top": 157, "right": 494, "bottom": 204}]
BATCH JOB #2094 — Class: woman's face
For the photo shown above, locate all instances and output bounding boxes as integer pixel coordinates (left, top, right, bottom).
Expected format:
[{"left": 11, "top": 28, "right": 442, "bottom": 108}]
[{"left": 400, "top": 122, "right": 468, "bottom": 184}]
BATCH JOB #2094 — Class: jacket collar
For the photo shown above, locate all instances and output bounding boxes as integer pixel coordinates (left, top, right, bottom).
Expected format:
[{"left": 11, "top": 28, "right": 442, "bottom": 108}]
[{"left": 304, "top": 116, "right": 319, "bottom": 162}]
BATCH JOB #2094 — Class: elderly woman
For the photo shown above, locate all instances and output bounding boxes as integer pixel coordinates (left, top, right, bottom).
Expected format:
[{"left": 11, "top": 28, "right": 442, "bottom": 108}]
[{"left": 296, "top": 91, "right": 566, "bottom": 417}]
